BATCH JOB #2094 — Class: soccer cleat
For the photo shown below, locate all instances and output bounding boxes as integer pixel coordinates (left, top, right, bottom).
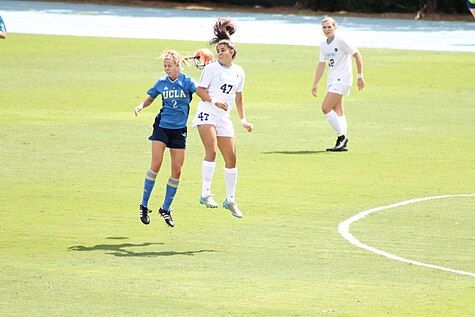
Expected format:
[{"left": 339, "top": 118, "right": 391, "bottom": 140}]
[
  {"left": 159, "top": 207, "right": 174, "bottom": 227},
  {"left": 199, "top": 195, "right": 219, "bottom": 208},
  {"left": 326, "top": 135, "right": 348, "bottom": 152},
  {"left": 222, "top": 200, "right": 243, "bottom": 218},
  {"left": 140, "top": 205, "right": 151, "bottom": 225}
]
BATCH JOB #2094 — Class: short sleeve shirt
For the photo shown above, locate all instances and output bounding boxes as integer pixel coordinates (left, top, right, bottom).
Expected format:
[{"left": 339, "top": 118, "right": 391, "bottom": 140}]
[
  {"left": 147, "top": 73, "right": 198, "bottom": 129},
  {"left": 319, "top": 36, "right": 358, "bottom": 86},
  {"left": 198, "top": 61, "right": 245, "bottom": 117}
]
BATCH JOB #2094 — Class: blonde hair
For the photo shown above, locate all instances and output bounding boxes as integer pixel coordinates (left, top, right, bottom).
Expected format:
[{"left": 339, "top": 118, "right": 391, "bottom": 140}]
[
  {"left": 321, "top": 16, "right": 337, "bottom": 26},
  {"left": 159, "top": 50, "right": 188, "bottom": 69}
]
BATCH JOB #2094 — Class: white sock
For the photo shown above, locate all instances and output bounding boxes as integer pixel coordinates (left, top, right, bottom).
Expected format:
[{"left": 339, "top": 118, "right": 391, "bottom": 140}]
[
  {"left": 224, "top": 167, "right": 237, "bottom": 203},
  {"left": 339, "top": 114, "right": 347, "bottom": 136},
  {"left": 325, "top": 110, "right": 343, "bottom": 136},
  {"left": 201, "top": 160, "right": 215, "bottom": 197}
]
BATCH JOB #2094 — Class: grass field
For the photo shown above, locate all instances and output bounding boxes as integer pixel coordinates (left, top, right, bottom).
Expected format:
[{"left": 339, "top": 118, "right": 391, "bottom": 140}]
[{"left": 0, "top": 33, "right": 474, "bottom": 316}]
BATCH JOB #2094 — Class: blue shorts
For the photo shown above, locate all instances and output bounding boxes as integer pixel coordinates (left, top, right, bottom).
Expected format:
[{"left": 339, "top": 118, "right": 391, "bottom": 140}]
[
  {"left": 149, "top": 116, "right": 187, "bottom": 149},
  {"left": 469, "top": 0, "right": 475, "bottom": 9}
]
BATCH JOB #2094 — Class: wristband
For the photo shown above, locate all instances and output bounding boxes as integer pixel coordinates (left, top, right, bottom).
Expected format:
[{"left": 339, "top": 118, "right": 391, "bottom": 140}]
[
  {"left": 211, "top": 98, "right": 218, "bottom": 107},
  {"left": 240, "top": 118, "right": 248, "bottom": 125},
  {"left": 357, "top": 73, "right": 363, "bottom": 79}
]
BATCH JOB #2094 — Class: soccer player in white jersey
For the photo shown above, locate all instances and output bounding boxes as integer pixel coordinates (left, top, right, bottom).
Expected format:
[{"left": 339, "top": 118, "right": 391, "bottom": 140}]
[
  {"left": 134, "top": 50, "right": 198, "bottom": 227},
  {"left": 311, "top": 16, "right": 365, "bottom": 151},
  {"left": 192, "top": 17, "right": 253, "bottom": 218}
]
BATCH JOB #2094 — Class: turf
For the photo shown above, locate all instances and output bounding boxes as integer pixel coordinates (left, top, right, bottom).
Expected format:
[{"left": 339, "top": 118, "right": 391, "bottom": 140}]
[{"left": 0, "top": 33, "right": 474, "bottom": 317}]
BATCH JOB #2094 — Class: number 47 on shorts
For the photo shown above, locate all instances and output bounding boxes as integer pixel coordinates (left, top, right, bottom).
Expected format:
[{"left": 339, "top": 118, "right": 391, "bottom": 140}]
[{"left": 198, "top": 112, "right": 209, "bottom": 121}]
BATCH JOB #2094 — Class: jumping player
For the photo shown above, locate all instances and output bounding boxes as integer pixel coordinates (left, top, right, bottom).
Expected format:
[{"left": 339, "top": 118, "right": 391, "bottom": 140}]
[
  {"left": 192, "top": 17, "right": 253, "bottom": 218},
  {"left": 134, "top": 50, "right": 198, "bottom": 227},
  {"left": 311, "top": 16, "right": 365, "bottom": 152}
]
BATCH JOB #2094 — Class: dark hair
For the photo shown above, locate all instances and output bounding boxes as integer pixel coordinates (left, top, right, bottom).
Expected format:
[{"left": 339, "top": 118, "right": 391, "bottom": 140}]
[{"left": 209, "top": 17, "right": 237, "bottom": 59}]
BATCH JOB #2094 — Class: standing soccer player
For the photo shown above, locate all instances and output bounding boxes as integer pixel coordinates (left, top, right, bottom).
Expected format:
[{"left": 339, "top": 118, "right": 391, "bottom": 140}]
[
  {"left": 191, "top": 17, "right": 253, "bottom": 218},
  {"left": 311, "top": 16, "right": 365, "bottom": 152},
  {"left": 134, "top": 50, "right": 198, "bottom": 227},
  {"left": 0, "top": 15, "right": 7, "bottom": 39}
]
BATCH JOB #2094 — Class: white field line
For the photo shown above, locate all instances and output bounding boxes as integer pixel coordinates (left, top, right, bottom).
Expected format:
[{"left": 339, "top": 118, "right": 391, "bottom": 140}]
[{"left": 338, "top": 194, "right": 475, "bottom": 278}]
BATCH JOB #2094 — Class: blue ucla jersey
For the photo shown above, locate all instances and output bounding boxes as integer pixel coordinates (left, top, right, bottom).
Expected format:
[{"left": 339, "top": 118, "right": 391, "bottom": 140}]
[
  {"left": 147, "top": 73, "right": 198, "bottom": 129},
  {"left": 0, "top": 16, "right": 6, "bottom": 33}
]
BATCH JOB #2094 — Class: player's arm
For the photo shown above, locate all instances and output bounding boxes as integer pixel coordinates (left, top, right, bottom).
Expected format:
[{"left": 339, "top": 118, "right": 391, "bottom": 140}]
[
  {"left": 196, "top": 86, "right": 228, "bottom": 111},
  {"left": 235, "top": 92, "right": 252, "bottom": 132},
  {"left": 134, "top": 95, "right": 155, "bottom": 116},
  {"left": 311, "top": 62, "right": 326, "bottom": 97},
  {"left": 353, "top": 52, "right": 365, "bottom": 90}
]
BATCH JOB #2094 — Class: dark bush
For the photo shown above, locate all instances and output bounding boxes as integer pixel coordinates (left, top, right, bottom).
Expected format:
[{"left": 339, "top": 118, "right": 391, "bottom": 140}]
[{"left": 145, "top": 0, "right": 468, "bottom": 14}]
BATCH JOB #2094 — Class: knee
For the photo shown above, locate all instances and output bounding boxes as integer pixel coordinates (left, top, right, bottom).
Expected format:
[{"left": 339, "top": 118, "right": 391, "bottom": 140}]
[
  {"left": 225, "top": 156, "right": 237, "bottom": 168},
  {"left": 150, "top": 162, "right": 161, "bottom": 173},
  {"left": 171, "top": 167, "right": 182, "bottom": 179},
  {"left": 205, "top": 148, "right": 217, "bottom": 161}
]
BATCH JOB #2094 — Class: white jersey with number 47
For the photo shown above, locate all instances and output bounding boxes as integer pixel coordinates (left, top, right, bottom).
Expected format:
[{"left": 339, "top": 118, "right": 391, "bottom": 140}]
[
  {"left": 319, "top": 36, "right": 358, "bottom": 86},
  {"left": 198, "top": 61, "right": 245, "bottom": 117}
]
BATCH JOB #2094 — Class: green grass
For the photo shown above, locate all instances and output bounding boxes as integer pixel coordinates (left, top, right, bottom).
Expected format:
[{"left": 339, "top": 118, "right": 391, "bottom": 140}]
[{"left": 0, "top": 33, "right": 474, "bottom": 316}]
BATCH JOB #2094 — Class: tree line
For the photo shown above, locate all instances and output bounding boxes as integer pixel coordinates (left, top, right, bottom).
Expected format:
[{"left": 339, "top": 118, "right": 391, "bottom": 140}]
[{"left": 161, "top": 0, "right": 469, "bottom": 15}]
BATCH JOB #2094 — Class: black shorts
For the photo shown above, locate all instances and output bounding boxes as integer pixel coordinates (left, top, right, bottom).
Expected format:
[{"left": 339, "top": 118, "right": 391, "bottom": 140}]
[{"left": 149, "top": 125, "right": 187, "bottom": 149}]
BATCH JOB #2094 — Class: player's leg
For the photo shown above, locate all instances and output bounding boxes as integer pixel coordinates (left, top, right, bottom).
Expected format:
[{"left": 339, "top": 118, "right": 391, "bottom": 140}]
[
  {"left": 218, "top": 136, "right": 242, "bottom": 218},
  {"left": 161, "top": 148, "right": 184, "bottom": 211},
  {"left": 322, "top": 92, "right": 344, "bottom": 134},
  {"left": 334, "top": 97, "right": 347, "bottom": 134},
  {"left": 158, "top": 148, "right": 184, "bottom": 228},
  {"left": 197, "top": 124, "right": 219, "bottom": 208},
  {"left": 322, "top": 92, "right": 347, "bottom": 151},
  {"left": 140, "top": 141, "right": 166, "bottom": 224},
  {"left": 333, "top": 97, "right": 348, "bottom": 151},
  {"left": 158, "top": 128, "right": 187, "bottom": 227}
]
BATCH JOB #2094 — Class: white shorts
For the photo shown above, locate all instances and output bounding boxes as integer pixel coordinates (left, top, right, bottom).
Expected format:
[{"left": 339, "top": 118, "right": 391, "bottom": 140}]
[
  {"left": 192, "top": 104, "right": 235, "bottom": 137},
  {"left": 327, "top": 82, "right": 351, "bottom": 96}
]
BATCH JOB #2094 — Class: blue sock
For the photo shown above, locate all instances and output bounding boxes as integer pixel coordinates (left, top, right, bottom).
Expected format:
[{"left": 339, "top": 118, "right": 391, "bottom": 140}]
[
  {"left": 141, "top": 169, "right": 157, "bottom": 208},
  {"left": 162, "top": 177, "right": 179, "bottom": 212}
]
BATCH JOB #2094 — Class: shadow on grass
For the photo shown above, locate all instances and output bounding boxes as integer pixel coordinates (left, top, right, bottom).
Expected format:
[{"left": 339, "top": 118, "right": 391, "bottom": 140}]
[
  {"left": 68, "top": 241, "right": 217, "bottom": 257},
  {"left": 262, "top": 150, "right": 327, "bottom": 155}
]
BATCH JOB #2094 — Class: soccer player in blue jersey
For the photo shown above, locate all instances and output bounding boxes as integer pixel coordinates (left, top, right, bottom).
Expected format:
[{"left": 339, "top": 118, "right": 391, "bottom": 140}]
[
  {"left": 134, "top": 50, "right": 198, "bottom": 227},
  {"left": 192, "top": 17, "right": 253, "bottom": 218},
  {"left": 311, "top": 16, "right": 365, "bottom": 152},
  {"left": 0, "top": 15, "right": 7, "bottom": 39}
]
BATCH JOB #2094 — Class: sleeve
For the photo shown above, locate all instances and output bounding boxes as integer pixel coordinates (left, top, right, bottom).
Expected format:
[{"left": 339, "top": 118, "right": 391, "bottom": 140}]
[
  {"left": 341, "top": 38, "right": 359, "bottom": 56},
  {"left": 198, "top": 64, "right": 214, "bottom": 88},
  {"left": 319, "top": 44, "right": 326, "bottom": 63},
  {"left": 146, "top": 80, "right": 161, "bottom": 99},
  {"left": 189, "top": 77, "right": 198, "bottom": 93}
]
